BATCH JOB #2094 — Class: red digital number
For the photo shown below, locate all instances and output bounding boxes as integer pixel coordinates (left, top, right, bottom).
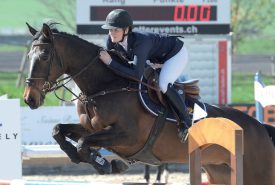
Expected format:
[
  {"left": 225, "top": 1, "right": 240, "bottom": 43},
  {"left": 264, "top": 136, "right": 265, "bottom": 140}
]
[
  {"left": 200, "top": 5, "right": 211, "bottom": 21},
  {"left": 174, "top": 5, "right": 211, "bottom": 22},
  {"left": 174, "top": 5, "right": 186, "bottom": 21},
  {"left": 187, "top": 5, "right": 198, "bottom": 21}
]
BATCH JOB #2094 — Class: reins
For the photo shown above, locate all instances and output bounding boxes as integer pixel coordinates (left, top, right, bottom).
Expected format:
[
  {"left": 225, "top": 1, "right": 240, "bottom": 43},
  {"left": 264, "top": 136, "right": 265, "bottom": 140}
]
[
  {"left": 48, "top": 51, "right": 152, "bottom": 104},
  {"left": 26, "top": 33, "right": 160, "bottom": 105},
  {"left": 49, "top": 54, "right": 101, "bottom": 102}
]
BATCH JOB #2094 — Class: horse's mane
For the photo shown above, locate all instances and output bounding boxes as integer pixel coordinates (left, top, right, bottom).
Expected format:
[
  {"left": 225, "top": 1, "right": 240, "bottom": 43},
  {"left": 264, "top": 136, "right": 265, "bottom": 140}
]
[
  {"left": 40, "top": 21, "right": 100, "bottom": 49},
  {"left": 45, "top": 22, "right": 129, "bottom": 64},
  {"left": 43, "top": 22, "right": 133, "bottom": 77},
  {"left": 54, "top": 31, "right": 99, "bottom": 49}
]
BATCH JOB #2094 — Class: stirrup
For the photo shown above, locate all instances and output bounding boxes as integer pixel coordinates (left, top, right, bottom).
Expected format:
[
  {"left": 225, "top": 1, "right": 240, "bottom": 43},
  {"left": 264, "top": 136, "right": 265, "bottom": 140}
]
[{"left": 178, "top": 128, "right": 189, "bottom": 143}]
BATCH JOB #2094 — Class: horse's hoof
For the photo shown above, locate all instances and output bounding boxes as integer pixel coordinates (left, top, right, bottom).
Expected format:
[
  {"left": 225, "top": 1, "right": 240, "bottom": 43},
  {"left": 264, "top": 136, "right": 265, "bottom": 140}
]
[
  {"left": 90, "top": 154, "right": 112, "bottom": 174},
  {"left": 66, "top": 149, "right": 81, "bottom": 164},
  {"left": 70, "top": 158, "right": 81, "bottom": 164},
  {"left": 111, "top": 159, "right": 129, "bottom": 174}
]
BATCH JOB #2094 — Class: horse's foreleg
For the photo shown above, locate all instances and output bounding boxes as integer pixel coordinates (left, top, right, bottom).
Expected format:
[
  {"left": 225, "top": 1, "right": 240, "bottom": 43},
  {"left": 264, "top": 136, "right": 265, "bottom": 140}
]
[
  {"left": 53, "top": 123, "right": 119, "bottom": 175},
  {"left": 76, "top": 124, "right": 133, "bottom": 174},
  {"left": 77, "top": 123, "right": 135, "bottom": 149},
  {"left": 52, "top": 123, "right": 90, "bottom": 164}
]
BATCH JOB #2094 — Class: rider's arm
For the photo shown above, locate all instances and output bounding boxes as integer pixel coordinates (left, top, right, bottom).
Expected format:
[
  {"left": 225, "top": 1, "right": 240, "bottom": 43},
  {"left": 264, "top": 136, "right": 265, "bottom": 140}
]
[
  {"left": 107, "top": 54, "right": 145, "bottom": 79},
  {"left": 107, "top": 41, "right": 151, "bottom": 80}
]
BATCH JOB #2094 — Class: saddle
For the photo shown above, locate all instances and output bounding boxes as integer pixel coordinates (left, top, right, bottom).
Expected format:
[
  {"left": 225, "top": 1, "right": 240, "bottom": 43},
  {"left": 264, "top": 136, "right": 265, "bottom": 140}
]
[
  {"left": 106, "top": 50, "right": 203, "bottom": 121},
  {"left": 107, "top": 50, "right": 200, "bottom": 100},
  {"left": 143, "top": 67, "right": 200, "bottom": 106}
]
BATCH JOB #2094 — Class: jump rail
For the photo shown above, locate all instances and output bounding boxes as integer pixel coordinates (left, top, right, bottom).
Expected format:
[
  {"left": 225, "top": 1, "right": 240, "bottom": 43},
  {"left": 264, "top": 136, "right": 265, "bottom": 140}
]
[{"left": 188, "top": 118, "right": 244, "bottom": 185}]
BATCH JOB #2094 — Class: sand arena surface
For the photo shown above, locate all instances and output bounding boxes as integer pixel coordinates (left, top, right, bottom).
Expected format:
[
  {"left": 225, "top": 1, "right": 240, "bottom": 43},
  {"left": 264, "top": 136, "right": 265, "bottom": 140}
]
[
  {"left": 23, "top": 172, "right": 208, "bottom": 184},
  {"left": 22, "top": 155, "right": 207, "bottom": 184}
]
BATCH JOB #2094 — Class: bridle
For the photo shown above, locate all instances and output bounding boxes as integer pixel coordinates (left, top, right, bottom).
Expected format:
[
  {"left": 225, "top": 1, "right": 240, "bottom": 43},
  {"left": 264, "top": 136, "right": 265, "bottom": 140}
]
[
  {"left": 25, "top": 42, "right": 57, "bottom": 99},
  {"left": 25, "top": 39, "right": 100, "bottom": 103}
]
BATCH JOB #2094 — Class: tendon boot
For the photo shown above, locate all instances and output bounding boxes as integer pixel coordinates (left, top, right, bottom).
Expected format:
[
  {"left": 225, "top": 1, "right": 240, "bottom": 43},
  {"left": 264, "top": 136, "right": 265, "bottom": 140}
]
[{"left": 165, "top": 83, "right": 192, "bottom": 142}]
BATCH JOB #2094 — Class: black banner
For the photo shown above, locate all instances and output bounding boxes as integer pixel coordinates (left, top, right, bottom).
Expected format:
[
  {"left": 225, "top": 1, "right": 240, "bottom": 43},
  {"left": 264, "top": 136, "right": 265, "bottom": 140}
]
[{"left": 77, "top": 24, "right": 231, "bottom": 35}]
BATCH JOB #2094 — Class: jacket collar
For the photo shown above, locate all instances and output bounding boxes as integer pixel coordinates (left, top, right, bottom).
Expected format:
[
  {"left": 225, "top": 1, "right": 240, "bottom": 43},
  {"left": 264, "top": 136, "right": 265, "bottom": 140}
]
[
  {"left": 118, "top": 36, "right": 128, "bottom": 51},
  {"left": 126, "top": 32, "right": 134, "bottom": 51}
]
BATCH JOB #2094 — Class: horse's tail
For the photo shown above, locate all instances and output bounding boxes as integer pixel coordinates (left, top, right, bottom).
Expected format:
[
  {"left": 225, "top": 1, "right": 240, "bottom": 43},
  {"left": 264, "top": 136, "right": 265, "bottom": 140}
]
[{"left": 263, "top": 124, "right": 275, "bottom": 146}]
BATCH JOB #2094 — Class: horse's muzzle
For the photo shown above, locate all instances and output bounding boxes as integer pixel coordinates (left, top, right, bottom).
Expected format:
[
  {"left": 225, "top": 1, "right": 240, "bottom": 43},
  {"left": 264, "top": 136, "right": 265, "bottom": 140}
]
[{"left": 24, "top": 96, "right": 39, "bottom": 109}]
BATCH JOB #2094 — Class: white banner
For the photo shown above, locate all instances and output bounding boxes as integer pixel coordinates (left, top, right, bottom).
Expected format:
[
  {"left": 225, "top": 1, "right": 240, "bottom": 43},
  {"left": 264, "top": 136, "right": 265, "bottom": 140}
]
[
  {"left": 254, "top": 81, "right": 275, "bottom": 107},
  {"left": 0, "top": 99, "right": 21, "bottom": 180},
  {"left": 21, "top": 106, "right": 79, "bottom": 145}
]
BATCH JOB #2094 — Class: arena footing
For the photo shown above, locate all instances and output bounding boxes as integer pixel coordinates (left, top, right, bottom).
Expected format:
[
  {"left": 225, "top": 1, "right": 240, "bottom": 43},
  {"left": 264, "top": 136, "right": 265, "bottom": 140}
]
[
  {"left": 0, "top": 180, "right": 209, "bottom": 185},
  {"left": 122, "top": 182, "right": 208, "bottom": 185},
  {"left": 0, "top": 180, "right": 107, "bottom": 185}
]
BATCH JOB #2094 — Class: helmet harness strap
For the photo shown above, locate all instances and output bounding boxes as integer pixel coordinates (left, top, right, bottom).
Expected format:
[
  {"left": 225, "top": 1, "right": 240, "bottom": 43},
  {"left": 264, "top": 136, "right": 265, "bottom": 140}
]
[{"left": 119, "top": 28, "right": 129, "bottom": 42}]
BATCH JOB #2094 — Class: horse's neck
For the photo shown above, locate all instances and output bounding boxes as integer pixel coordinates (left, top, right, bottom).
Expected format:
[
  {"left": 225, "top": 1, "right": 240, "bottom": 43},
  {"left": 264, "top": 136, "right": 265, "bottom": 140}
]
[{"left": 54, "top": 34, "right": 127, "bottom": 95}]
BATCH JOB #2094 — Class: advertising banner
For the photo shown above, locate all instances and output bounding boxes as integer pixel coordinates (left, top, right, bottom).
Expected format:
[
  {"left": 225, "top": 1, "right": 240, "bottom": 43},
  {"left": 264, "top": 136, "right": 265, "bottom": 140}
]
[
  {"left": 0, "top": 99, "right": 21, "bottom": 180},
  {"left": 21, "top": 106, "right": 79, "bottom": 145}
]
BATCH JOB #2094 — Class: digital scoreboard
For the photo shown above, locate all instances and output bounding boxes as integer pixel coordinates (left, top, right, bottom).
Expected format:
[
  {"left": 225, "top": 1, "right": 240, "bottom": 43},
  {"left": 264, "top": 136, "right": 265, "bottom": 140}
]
[
  {"left": 89, "top": 5, "right": 218, "bottom": 22},
  {"left": 76, "top": 0, "right": 232, "bottom": 104},
  {"left": 77, "top": 0, "right": 230, "bottom": 35}
]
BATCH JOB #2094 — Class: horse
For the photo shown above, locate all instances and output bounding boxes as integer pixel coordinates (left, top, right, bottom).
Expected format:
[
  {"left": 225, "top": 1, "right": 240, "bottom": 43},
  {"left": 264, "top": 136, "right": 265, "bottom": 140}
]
[
  {"left": 144, "top": 164, "right": 169, "bottom": 183},
  {"left": 23, "top": 23, "right": 275, "bottom": 185}
]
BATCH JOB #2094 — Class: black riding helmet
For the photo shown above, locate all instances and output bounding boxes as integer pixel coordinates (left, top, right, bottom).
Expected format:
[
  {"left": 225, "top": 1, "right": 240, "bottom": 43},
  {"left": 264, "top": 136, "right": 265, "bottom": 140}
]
[{"left": 101, "top": 9, "right": 133, "bottom": 29}]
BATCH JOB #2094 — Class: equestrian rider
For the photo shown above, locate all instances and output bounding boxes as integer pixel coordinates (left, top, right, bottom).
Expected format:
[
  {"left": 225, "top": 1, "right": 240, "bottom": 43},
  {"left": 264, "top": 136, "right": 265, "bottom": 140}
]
[{"left": 99, "top": 9, "right": 191, "bottom": 142}]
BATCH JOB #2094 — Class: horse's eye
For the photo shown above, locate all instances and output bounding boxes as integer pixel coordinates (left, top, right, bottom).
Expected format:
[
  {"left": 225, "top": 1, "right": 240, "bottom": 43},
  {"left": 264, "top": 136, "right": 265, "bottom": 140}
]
[
  {"left": 40, "top": 53, "right": 48, "bottom": 60},
  {"left": 39, "top": 50, "right": 50, "bottom": 61},
  {"left": 25, "top": 80, "right": 33, "bottom": 87}
]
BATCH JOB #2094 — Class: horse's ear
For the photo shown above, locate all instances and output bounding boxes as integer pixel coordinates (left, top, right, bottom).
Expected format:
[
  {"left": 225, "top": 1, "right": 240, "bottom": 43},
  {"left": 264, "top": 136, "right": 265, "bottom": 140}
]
[
  {"left": 42, "top": 23, "right": 52, "bottom": 39},
  {"left": 26, "top": 22, "right": 37, "bottom": 36}
]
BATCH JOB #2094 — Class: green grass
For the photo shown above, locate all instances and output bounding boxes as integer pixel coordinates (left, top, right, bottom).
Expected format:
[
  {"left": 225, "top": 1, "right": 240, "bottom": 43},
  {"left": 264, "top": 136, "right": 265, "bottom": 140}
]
[
  {"left": 0, "top": 72, "right": 25, "bottom": 105},
  {"left": 2, "top": 0, "right": 275, "bottom": 54},
  {"left": 0, "top": 0, "right": 43, "bottom": 29},
  {"left": 0, "top": 0, "right": 75, "bottom": 52},
  {"left": 1, "top": 1, "right": 275, "bottom": 54},
  {"left": 2, "top": 72, "right": 274, "bottom": 106},
  {"left": 0, "top": 44, "right": 27, "bottom": 52},
  {"left": 236, "top": 37, "right": 275, "bottom": 54},
  {"left": 0, "top": 72, "right": 73, "bottom": 106},
  {"left": 0, "top": 0, "right": 75, "bottom": 30},
  {"left": 232, "top": 73, "right": 275, "bottom": 103}
]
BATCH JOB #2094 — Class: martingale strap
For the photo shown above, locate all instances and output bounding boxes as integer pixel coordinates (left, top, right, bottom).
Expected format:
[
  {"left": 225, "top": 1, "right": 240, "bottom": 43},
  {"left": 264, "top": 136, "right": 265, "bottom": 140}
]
[{"left": 127, "top": 107, "right": 168, "bottom": 165}]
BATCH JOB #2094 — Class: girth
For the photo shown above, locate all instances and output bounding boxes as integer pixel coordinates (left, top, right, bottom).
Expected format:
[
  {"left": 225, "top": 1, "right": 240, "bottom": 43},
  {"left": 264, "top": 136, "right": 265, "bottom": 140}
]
[{"left": 126, "top": 107, "right": 168, "bottom": 165}]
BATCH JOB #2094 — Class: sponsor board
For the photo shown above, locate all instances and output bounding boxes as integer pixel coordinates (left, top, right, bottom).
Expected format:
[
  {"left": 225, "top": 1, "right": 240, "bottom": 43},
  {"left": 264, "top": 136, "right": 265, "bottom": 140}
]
[{"left": 0, "top": 99, "right": 21, "bottom": 180}]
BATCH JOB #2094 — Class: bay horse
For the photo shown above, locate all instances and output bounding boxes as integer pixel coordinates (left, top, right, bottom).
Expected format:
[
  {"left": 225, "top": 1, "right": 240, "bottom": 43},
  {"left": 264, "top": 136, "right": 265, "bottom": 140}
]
[{"left": 23, "top": 23, "right": 275, "bottom": 185}]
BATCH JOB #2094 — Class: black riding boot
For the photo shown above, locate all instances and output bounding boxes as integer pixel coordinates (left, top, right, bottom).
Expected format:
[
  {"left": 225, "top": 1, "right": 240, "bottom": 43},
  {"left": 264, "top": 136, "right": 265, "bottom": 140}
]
[{"left": 165, "top": 83, "right": 192, "bottom": 142}]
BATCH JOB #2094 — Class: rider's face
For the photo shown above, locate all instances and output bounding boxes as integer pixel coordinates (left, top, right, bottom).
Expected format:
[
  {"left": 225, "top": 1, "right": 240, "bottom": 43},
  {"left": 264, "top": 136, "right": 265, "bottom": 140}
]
[{"left": 109, "top": 28, "right": 128, "bottom": 43}]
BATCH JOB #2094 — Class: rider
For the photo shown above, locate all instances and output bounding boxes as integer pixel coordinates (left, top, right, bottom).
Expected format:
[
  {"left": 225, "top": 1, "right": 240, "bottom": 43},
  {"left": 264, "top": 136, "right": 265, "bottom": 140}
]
[{"left": 99, "top": 9, "right": 191, "bottom": 142}]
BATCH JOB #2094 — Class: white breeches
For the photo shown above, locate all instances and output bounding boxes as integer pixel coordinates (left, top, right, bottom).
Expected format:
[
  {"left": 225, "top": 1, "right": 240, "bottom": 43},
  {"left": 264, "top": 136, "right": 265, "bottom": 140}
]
[{"left": 159, "top": 45, "right": 188, "bottom": 93}]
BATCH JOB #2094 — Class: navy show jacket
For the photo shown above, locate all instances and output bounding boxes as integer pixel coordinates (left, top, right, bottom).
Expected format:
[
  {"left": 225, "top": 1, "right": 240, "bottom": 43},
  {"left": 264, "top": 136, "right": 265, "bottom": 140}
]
[{"left": 106, "top": 31, "right": 184, "bottom": 79}]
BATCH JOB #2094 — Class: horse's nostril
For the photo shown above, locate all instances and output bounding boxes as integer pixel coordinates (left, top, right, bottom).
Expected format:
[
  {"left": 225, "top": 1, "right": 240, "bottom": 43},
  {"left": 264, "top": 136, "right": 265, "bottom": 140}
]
[
  {"left": 27, "top": 97, "right": 33, "bottom": 103},
  {"left": 25, "top": 96, "right": 34, "bottom": 105},
  {"left": 24, "top": 96, "right": 38, "bottom": 109}
]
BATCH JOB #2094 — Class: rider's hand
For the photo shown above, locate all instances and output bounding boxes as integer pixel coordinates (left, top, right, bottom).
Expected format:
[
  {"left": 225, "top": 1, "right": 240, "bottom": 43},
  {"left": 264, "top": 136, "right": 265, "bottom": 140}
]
[{"left": 99, "top": 50, "right": 112, "bottom": 65}]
